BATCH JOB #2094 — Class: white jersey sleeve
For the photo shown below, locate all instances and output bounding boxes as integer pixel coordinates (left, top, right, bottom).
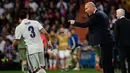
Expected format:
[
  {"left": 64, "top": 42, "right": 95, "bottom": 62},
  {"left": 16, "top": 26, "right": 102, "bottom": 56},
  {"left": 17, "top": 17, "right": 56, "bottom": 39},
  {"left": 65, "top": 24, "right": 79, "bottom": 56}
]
[
  {"left": 14, "top": 26, "right": 22, "bottom": 40},
  {"left": 36, "top": 21, "right": 43, "bottom": 31}
]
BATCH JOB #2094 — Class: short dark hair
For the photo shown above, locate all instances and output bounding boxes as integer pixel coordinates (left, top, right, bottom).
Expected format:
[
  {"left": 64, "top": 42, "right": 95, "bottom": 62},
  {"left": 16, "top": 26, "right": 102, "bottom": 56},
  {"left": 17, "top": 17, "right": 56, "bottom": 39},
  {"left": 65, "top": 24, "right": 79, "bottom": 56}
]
[
  {"left": 19, "top": 10, "right": 28, "bottom": 19},
  {"left": 70, "top": 27, "right": 76, "bottom": 31}
]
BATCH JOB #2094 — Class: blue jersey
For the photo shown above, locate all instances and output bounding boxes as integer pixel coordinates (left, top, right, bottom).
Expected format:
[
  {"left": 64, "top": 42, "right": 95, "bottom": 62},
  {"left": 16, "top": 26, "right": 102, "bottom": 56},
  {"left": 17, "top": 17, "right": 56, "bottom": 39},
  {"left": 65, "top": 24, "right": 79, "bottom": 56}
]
[
  {"left": 72, "top": 34, "right": 79, "bottom": 46},
  {"left": 69, "top": 36, "right": 76, "bottom": 49}
]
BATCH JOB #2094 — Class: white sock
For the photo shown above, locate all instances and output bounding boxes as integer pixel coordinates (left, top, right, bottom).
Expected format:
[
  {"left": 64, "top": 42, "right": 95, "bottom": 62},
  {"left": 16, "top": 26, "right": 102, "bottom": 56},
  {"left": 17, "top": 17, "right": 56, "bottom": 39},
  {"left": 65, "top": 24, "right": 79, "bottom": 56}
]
[
  {"left": 45, "top": 58, "right": 48, "bottom": 69},
  {"left": 23, "top": 71, "right": 29, "bottom": 73},
  {"left": 53, "top": 59, "right": 57, "bottom": 67},
  {"left": 22, "top": 63, "right": 28, "bottom": 72},
  {"left": 66, "top": 58, "right": 70, "bottom": 68},
  {"left": 49, "top": 59, "right": 52, "bottom": 67},
  {"left": 36, "top": 68, "right": 46, "bottom": 73},
  {"left": 60, "top": 59, "right": 64, "bottom": 69}
]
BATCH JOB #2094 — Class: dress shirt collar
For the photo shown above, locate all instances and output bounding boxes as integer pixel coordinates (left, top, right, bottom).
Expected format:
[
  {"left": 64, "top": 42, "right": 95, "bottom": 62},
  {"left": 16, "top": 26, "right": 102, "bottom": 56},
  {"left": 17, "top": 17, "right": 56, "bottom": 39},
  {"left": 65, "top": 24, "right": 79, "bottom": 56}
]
[
  {"left": 120, "top": 16, "right": 125, "bottom": 19},
  {"left": 93, "top": 9, "right": 97, "bottom": 14}
]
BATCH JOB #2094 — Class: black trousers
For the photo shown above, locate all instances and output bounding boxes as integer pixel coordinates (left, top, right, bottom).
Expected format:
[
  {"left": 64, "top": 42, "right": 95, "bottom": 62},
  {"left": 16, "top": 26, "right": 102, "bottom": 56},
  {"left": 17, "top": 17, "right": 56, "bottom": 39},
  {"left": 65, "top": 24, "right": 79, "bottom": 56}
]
[
  {"left": 119, "top": 46, "right": 130, "bottom": 73},
  {"left": 100, "top": 42, "right": 114, "bottom": 73}
]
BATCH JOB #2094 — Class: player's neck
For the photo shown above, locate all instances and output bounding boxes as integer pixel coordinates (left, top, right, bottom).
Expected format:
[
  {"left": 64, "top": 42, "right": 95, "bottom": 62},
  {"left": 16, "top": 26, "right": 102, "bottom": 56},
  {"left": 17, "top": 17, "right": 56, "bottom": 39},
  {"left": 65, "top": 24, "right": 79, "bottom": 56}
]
[{"left": 19, "top": 18, "right": 28, "bottom": 23}]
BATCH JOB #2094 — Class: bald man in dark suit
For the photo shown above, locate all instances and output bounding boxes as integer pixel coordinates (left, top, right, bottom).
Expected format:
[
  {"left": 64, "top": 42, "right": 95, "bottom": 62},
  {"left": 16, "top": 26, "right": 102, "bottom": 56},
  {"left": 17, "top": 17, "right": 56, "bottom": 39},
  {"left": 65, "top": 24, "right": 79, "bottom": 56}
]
[{"left": 69, "top": 2, "right": 114, "bottom": 73}]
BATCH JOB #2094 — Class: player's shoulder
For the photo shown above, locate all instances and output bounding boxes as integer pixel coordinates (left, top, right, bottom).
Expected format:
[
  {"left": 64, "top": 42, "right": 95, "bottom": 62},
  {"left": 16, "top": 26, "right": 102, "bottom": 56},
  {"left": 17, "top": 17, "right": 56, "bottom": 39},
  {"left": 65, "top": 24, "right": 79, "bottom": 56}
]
[
  {"left": 29, "top": 19, "right": 37, "bottom": 22},
  {"left": 16, "top": 24, "right": 21, "bottom": 29},
  {"left": 29, "top": 19, "right": 39, "bottom": 24}
]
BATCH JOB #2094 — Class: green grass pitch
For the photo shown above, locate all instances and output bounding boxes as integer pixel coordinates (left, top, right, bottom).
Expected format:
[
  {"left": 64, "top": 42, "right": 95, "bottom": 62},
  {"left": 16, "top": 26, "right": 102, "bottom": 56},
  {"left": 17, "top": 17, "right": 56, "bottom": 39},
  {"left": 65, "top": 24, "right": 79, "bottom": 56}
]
[{"left": 0, "top": 68, "right": 121, "bottom": 73}]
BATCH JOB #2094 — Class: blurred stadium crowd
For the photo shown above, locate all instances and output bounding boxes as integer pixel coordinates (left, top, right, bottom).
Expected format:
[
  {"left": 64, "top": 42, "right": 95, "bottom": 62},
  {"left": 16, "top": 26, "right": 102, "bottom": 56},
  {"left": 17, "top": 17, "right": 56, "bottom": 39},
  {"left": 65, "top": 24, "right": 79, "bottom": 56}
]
[{"left": 0, "top": 0, "right": 130, "bottom": 71}]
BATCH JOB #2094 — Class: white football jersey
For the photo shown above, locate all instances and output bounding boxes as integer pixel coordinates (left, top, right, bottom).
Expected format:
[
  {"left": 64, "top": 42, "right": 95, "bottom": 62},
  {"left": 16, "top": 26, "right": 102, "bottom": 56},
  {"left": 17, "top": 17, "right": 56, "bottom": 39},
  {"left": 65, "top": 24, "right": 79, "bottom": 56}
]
[{"left": 15, "top": 19, "right": 44, "bottom": 54}]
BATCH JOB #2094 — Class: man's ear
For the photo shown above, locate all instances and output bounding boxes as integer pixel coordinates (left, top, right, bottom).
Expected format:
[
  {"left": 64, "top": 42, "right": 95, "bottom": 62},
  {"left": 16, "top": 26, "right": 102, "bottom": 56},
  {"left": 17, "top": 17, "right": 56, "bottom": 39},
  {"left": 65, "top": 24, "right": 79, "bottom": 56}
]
[
  {"left": 18, "top": 18, "right": 22, "bottom": 23},
  {"left": 26, "top": 14, "right": 29, "bottom": 19}
]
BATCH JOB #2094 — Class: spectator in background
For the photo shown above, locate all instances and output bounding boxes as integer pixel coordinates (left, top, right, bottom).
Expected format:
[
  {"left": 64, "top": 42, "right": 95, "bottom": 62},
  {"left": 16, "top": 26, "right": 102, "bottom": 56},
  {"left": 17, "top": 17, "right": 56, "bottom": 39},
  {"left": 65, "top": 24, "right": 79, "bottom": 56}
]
[
  {"left": 54, "top": 11, "right": 61, "bottom": 24},
  {"left": 51, "top": 24, "right": 58, "bottom": 32},
  {"left": 68, "top": 31, "right": 76, "bottom": 52},
  {"left": 68, "top": 0, "right": 76, "bottom": 18},
  {"left": 109, "top": 14, "right": 117, "bottom": 34},
  {"left": 96, "top": 1, "right": 104, "bottom": 11},
  {"left": 2, "top": 9, "right": 12, "bottom": 23},
  {"left": 48, "top": 8, "right": 55, "bottom": 24},
  {"left": 0, "top": 50, "right": 5, "bottom": 65},
  {"left": 80, "top": 40, "right": 96, "bottom": 68},
  {"left": 0, "top": 3, "right": 4, "bottom": 18},
  {"left": 123, "top": 0, "right": 130, "bottom": 19},
  {"left": 102, "top": 1, "right": 110, "bottom": 16},
  {"left": 37, "top": 2, "right": 47, "bottom": 16},
  {"left": 70, "top": 28, "right": 80, "bottom": 70},
  {"left": 61, "top": 16, "right": 67, "bottom": 27},
  {"left": 48, "top": 1, "right": 56, "bottom": 25},
  {"left": 12, "top": 0, "right": 20, "bottom": 23},
  {"left": 43, "top": 19, "right": 50, "bottom": 32},
  {"left": 0, "top": 9, "right": 9, "bottom": 26},
  {"left": 59, "top": 3, "right": 67, "bottom": 17},
  {"left": 56, "top": 0, "right": 68, "bottom": 10},
  {"left": 68, "top": 30, "right": 80, "bottom": 71},
  {"left": 43, "top": 11, "right": 49, "bottom": 20},
  {"left": 59, "top": 24, "right": 69, "bottom": 34},
  {"left": 111, "top": 15, "right": 117, "bottom": 24},
  {"left": 114, "top": 8, "right": 130, "bottom": 73},
  {"left": 23, "top": 0, "right": 29, "bottom": 8},
  {"left": 71, "top": 28, "right": 79, "bottom": 47},
  {"left": 1, "top": 23, "right": 10, "bottom": 39},
  {"left": 0, "top": 35, "right": 6, "bottom": 53},
  {"left": 49, "top": 1, "right": 56, "bottom": 11},
  {"left": 56, "top": 27, "right": 70, "bottom": 72},
  {"left": 29, "top": 7, "right": 36, "bottom": 20},
  {"left": 4, "top": 39, "right": 14, "bottom": 62},
  {"left": 28, "top": 0, "right": 38, "bottom": 12},
  {"left": 37, "top": 2, "right": 47, "bottom": 23},
  {"left": 109, "top": 5, "right": 116, "bottom": 18},
  {"left": 6, "top": 28, "right": 15, "bottom": 42},
  {"left": 4, "top": 0, "right": 14, "bottom": 11},
  {"left": 48, "top": 30, "right": 57, "bottom": 70}
]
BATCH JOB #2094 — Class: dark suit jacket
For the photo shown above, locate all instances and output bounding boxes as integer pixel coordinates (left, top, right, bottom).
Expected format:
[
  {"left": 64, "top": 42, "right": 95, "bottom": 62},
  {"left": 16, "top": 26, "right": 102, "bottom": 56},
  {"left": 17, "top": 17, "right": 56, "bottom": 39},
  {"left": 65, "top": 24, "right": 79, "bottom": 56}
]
[
  {"left": 114, "top": 17, "right": 130, "bottom": 47},
  {"left": 73, "top": 10, "right": 114, "bottom": 46}
]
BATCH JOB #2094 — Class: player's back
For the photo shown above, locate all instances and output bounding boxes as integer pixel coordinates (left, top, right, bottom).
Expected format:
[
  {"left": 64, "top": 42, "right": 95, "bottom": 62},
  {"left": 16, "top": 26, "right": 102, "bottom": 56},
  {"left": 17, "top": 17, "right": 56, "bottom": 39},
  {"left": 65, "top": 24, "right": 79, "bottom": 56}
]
[{"left": 16, "top": 19, "right": 43, "bottom": 54}]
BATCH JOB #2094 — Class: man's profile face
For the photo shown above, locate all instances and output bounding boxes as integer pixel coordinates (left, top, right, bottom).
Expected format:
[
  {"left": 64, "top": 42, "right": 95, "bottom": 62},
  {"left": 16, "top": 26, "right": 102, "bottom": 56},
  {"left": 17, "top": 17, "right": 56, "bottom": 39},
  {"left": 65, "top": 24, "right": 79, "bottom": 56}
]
[
  {"left": 116, "top": 11, "right": 121, "bottom": 19},
  {"left": 85, "top": 4, "right": 92, "bottom": 16}
]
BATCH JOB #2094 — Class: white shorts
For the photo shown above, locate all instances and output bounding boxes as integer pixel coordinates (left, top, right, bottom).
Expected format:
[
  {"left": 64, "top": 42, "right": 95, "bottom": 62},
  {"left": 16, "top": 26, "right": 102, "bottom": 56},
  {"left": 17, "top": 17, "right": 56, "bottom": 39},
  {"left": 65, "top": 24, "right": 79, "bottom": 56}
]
[
  {"left": 58, "top": 50, "right": 70, "bottom": 58},
  {"left": 48, "top": 49, "right": 58, "bottom": 56},
  {"left": 27, "top": 52, "right": 45, "bottom": 72}
]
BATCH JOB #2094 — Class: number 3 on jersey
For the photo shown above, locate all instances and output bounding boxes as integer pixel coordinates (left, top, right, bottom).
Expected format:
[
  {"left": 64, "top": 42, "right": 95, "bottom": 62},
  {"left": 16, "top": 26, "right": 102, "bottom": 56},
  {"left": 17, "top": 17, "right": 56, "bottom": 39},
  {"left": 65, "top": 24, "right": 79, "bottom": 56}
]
[{"left": 28, "top": 26, "right": 36, "bottom": 38}]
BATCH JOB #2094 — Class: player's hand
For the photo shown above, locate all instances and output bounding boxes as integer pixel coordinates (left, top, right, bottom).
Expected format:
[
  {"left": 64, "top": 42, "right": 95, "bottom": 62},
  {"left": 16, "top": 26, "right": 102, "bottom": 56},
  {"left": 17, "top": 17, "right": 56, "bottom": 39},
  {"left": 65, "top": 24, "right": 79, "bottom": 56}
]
[
  {"left": 48, "top": 40, "right": 53, "bottom": 49},
  {"left": 48, "top": 44, "right": 53, "bottom": 49},
  {"left": 68, "top": 20, "right": 75, "bottom": 24}
]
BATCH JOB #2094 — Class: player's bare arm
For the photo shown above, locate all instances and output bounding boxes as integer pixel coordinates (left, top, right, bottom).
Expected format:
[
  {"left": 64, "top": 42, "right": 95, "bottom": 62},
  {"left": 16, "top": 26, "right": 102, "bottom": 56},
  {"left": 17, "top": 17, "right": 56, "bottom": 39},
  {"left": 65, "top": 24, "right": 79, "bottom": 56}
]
[
  {"left": 41, "top": 28, "right": 53, "bottom": 48},
  {"left": 41, "top": 28, "right": 50, "bottom": 40},
  {"left": 12, "top": 39, "right": 19, "bottom": 49}
]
